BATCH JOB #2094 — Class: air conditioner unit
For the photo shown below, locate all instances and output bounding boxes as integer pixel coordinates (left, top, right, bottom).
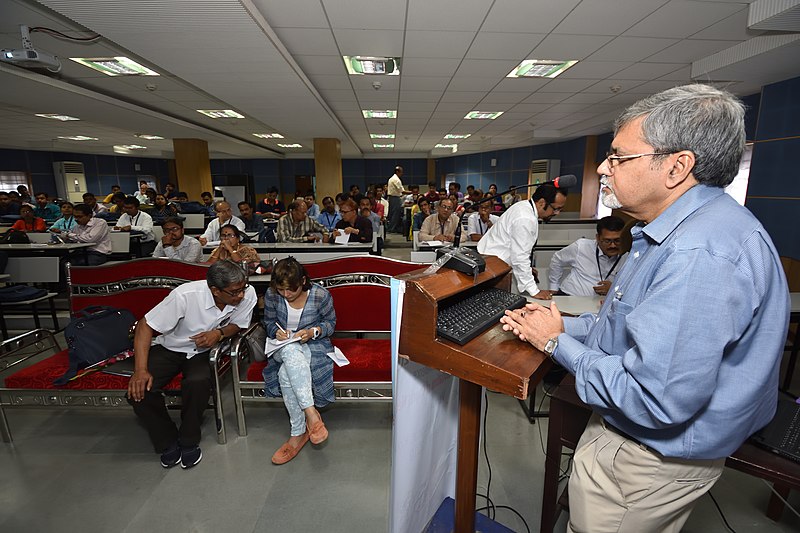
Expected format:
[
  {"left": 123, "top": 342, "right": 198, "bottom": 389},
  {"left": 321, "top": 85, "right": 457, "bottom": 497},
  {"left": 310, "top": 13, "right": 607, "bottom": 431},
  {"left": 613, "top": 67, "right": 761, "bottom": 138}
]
[
  {"left": 53, "top": 161, "right": 87, "bottom": 203},
  {"left": 529, "top": 159, "right": 560, "bottom": 186}
]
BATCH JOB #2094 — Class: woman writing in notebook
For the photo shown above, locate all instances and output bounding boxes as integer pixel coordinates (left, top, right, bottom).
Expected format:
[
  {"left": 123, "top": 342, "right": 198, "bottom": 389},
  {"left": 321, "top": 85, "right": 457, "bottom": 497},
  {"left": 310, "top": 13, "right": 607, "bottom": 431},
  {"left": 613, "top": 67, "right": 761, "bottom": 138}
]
[{"left": 262, "top": 257, "right": 337, "bottom": 464}]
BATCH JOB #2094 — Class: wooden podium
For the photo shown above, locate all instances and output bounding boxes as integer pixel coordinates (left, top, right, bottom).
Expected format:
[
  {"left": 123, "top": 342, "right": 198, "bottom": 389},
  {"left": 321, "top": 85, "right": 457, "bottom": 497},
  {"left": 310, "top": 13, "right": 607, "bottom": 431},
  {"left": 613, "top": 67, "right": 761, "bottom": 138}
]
[{"left": 397, "top": 256, "right": 551, "bottom": 532}]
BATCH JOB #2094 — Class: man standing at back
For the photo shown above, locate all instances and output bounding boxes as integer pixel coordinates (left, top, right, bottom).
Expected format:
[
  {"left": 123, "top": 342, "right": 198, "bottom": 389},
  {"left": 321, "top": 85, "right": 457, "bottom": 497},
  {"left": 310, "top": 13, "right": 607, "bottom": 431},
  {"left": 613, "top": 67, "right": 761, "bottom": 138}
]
[
  {"left": 478, "top": 183, "right": 567, "bottom": 300},
  {"left": 387, "top": 165, "right": 411, "bottom": 234},
  {"left": 501, "top": 85, "right": 790, "bottom": 533},
  {"left": 128, "top": 261, "right": 256, "bottom": 469}
]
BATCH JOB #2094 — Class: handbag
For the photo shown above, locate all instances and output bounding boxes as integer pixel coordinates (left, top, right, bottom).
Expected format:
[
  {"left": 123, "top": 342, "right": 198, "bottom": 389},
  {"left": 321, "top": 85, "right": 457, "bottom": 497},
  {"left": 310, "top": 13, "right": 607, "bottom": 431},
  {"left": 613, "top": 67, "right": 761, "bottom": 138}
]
[
  {"left": 0, "top": 228, "right": 30, "bottom": 244},
  {"left": 54, "top": 306, "right": 137, "bottom": 385}
]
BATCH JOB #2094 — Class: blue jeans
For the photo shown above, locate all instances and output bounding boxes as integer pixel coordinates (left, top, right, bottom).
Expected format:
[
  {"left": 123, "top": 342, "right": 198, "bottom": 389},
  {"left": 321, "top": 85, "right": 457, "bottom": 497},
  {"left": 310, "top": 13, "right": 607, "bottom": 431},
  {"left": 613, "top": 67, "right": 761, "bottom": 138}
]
[{"left": 271, "top": 342, "right": 314, "bottom": 436}]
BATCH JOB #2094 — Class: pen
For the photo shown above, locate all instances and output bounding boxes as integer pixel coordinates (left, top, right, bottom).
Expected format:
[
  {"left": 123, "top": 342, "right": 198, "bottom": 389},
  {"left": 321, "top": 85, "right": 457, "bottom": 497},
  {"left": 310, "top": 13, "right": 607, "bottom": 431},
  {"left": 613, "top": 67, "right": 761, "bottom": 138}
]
[{"left": 276, "top": 322, "right": 287, "bottom": 335}]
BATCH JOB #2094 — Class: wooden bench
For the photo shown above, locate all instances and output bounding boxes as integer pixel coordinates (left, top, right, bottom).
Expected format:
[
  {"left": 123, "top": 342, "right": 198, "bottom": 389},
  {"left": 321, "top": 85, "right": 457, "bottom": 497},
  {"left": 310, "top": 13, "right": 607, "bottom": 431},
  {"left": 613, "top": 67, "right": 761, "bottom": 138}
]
[
  {"left": 0, "top": 258, "right": 238, "bottom": 444},
  {"left": 230, "top": 256, "right": 424, "bottom": 437}
]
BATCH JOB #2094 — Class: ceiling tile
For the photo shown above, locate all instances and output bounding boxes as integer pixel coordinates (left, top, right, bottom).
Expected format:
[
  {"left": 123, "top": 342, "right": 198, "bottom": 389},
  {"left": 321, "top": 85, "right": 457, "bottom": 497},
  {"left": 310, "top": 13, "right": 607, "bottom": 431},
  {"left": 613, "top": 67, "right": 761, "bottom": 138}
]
[
  {"left": 523, "top": 92, "right": 571, "bottom": 104},
  {"left": 252, "top": 0, "right": 329, "bottom": 28},
  {"left": 588, "top": 37, "right": 679, "bottom": 62},
  {"left": 624, "top": 0, "right": 744, "bottom": 38},
  {"left": 529, "top": 34, "right": 616, "bottom": 61},
  {"left": 407, "top": 0, "right": 492, "bottom": 32},
  {"left": 482, "top": 0, "right": 581, "bottom": 33},
  {"left": 557, "top": 60, "right": 633, "bottom": 79},
  {"left": 539, "top": 78, "right": 599, "bottom": 92},
  {"left": 402, "top": 77, "right": 454, "bottom": 91},
  {"left": 401, "top": 57, "right": 462, "bottom": 78},
  {"left": 477, "top": 92, "right": 528, "bottom": 105},
  {"left": 274, "top": 28, "right": 339, "bottom": 56},
  {"left": 296, "top": 55, "right": 348, "bottom": 76},
  {"left": 456, "top": 59, "right": 519, "bottom": 78},
  {"left": 439, "top": 91, "right": 484, "bottom": 103},
  {"left": 646, "top": 39, "right": 742, "bottom": 63},
  {"left": 333, "top": 29, "right": 404, "bottom": 57},
  {"left": 554, "top": 0, "right": 667, "bottom": 35},
  {"left": 403, "top": 31, "right": 476, "bottom": 59},
  {"left": 323, "top": 0, "right": 407, "bottom": 30},
  {"left": 399, "top": 91, "right": 445, "bottom": 103},
  {"left": 446, "top": 76, "right": 501, "bottom": 92},
  {"left": 466, "top": 32, "right": 546, "bottom": 60},
  {"left": 311, "top": 75, "right": 353, "bottom": 90},
  {"left": 611, "top": 62, "right": 686, "bottom": 80}
]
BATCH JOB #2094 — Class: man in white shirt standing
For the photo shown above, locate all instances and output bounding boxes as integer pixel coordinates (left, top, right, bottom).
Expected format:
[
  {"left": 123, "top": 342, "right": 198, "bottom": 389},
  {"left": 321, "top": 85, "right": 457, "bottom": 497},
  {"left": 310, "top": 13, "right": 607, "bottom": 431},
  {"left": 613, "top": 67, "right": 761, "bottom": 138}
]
[
  {"left": 548, "top": 216, "right": 627, "bottom": 296},
  {"left": 198, "top": 201, "right": 245, "bottom": 246},
  {"left": 128, "top": 261, "right": 256, "bottom": 469},
  {"left": 467, "top": 202, "right": 500, "bottom": 241},
  {"left": 152, "top": 217, "right": 204, "bottom": 263},
  {"left": 115, "top": 196, "right": 156, "bottom": 256},
  {"left": 478, "top": 183, "right": 567, "bottom": 300},
  {"left": 387, "top": 165, "right": 411, "bottom": 234}
]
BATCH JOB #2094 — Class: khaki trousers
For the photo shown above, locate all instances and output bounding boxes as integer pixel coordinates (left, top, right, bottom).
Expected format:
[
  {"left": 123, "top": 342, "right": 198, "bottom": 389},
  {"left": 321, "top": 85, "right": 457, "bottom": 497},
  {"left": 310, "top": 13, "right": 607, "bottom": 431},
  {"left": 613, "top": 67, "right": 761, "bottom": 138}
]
[{"left": 567, "top": 414, "right": 725, "bottom": 533}]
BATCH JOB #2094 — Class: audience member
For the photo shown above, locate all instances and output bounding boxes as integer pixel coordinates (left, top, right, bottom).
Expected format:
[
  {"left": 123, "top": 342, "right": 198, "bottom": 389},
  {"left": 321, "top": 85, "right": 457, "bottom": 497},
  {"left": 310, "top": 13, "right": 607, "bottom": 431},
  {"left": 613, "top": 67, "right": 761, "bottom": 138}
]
[
  {"left": 11, "top": 204, "right": 46, "bottom": 232},
  {"left": 151, "top": 194, "right": 177, "bottom": 223},
  {"left": 0, "top": 191, "right": 20, "bottom": 216},
  {"left": 163, "top": 182, "right": 178, "bottom": 199},
  {"left": 478, "top": 183, "right": 567, "bottom": 300},
  {"left": 200, "top": 192, "right": 216, "bottom": 216},
  {"left": 467, "top": 202, "right": 499, "bottom": 242},
  {"left": 62, "top": 204, "right": 112, "bottom": 265},
  {"left": 503, "top": 186, "right": 522, "bottom": 207},
  {"left": 82, "top": 192, "right": 108, "bottom": 215},
  {"left": 108, "top": 192, "right": 127, "bottom": 214},
  {"left": 17, "top": 185, "right": 32, "bottom": 204},
  {"left": 152, "top": 217, "right": 203, "bottom": 262},
  {"left": 403, "top": 184, "right": 420, "bottom": 207},
  {"left": 115, "top": 196, "right": 156, "bottom": 256},
  {"left": 199, "top": 201, "right": 245, "bottom": 246},
  {"left": 500, "top": 84, "right": 790, "bottom": 533},
  {"left": 419, "top": 198, "right": 459, "bottom": 242},
  {"left": 549, "top": 215, "right": 627, "bottom": 296},
  {"left": 332, "top": 198, "right": 372, "bottom": 244},
  {"left": 463, "top": 188, "right": 483, "bottom": 213},
  {"left": 102, "top": 185, "right": 121, "bottom": 204},
  {"left": 238, "top": 201, "right": 266, "bottom": 241},
  {"left": 134, "top": 180, "right": 151, "bottom": 205},
  {"left": 255, "top": 187, "right": 285, "bottom": 220},
  {"left": 387, "top": 165, "right": 411, "bottom": 234},
  {"left": 487, "top": 184, "right": 504, "bottom": 212},
  {"left": 276, "top": 200, "right": 330, "bottom": 243},
  {"left": 411, "top": 197, "right": 431, "bottom": 232},
  {"left": 49, "top": 201, "right": 77, "bottom": 233},
  {"left": 206, "top": 224, "right": 260, "bottom": 265},
  {"left": 304, "top": 193, "right": 320, "bottom": 219},
  {"left": 316, "top": 196, "right": 341, "bottom": 231},
  {"left": 33, "top": 192, "right": 60, "bottom": 223},
  {"left": 423, "top": 182, "right": 440, "bottom": 204},
  {"left": 262, "top": 257, "right": 335, "bottom": 464},
  {"left": 349, "top": 184, "right": 360, "bottom": 197},
  {"left": 374, "top": 185, "right": 389, "bottom": 219},
  {"left": 448, "top": 182, "right": 464, "bottom": 201},
  {"left": 448, "top": 194, "right": 465, "bottom": 216},
  {"left": 127, "top": 261, "right": 256, "bottom": 469}
]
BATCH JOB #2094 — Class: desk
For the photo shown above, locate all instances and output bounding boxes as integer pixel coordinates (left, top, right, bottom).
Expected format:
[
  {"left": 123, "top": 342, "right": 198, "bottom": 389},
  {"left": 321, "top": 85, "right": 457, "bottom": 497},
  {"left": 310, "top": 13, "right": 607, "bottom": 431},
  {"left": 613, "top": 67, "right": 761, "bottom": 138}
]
[
  {"left": 202, "top": 242, "right": 372, "bottom": 263},
  {"left": 0, "top": 243, "right": 93, "bottom": 283},
  {"left": 541, "top": 375, "right": 800, "bottom": 533}
]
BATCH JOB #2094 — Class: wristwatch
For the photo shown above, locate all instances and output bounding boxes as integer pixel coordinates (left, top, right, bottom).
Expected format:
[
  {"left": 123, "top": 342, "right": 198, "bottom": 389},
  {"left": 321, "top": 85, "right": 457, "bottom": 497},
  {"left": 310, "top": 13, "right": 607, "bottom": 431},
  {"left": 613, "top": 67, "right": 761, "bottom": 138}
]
[
  {"left": 543, "top": 337, "right": 559, "bottom": 359},
  {"left": 311, "top": 327, "right": 320, "bottom": 340},
  {"left": 217, "top": 327, "right": 226, "bottom": 341}
]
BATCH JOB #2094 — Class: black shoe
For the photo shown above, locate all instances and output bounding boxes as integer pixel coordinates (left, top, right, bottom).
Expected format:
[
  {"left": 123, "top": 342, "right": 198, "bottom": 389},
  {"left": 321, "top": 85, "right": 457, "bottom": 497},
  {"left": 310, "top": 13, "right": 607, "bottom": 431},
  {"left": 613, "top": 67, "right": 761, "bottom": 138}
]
[
  {"left": 180, "top": 445, "right": 202, "bottom": 469},
  {"left": 160, "top": 442, "right": 181, "bottom": 468}
]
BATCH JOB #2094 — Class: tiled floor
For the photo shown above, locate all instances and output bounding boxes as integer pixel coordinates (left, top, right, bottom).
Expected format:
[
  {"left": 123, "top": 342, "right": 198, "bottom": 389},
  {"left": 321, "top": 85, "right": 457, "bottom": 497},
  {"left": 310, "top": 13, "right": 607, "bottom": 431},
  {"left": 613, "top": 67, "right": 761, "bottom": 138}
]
[{"left": 2, "top": 235, "right": 799, "bottom": 532}]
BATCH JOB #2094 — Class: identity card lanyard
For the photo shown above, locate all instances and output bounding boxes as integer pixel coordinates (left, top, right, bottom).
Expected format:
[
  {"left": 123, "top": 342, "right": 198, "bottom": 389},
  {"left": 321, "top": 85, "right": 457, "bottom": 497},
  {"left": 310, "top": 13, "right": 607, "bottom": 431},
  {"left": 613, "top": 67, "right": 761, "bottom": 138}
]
[{"left": 596, "top": 247, "right": 622, "bottom": 281}]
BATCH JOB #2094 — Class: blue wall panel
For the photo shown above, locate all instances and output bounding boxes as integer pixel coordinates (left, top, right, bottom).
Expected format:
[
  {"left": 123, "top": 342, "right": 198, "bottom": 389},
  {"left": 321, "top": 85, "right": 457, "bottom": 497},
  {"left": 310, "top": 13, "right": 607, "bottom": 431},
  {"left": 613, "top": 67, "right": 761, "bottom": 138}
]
[
  {"left": 746, "top": 198, "right": 800, "bottom": 259},
  {"left": 747, "top": 138, "right": 800, "bottom": 198},
  {"left": 756, "top": 76, "right": 800, "bottom": 141}
]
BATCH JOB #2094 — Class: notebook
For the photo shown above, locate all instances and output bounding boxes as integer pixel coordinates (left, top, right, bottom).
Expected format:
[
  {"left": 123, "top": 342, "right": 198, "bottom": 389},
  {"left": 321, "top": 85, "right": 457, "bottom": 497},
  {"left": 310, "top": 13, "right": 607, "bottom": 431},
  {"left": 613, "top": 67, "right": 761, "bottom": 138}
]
[{"left": 750, "top": 396, "right": 800, "bottom": 463}]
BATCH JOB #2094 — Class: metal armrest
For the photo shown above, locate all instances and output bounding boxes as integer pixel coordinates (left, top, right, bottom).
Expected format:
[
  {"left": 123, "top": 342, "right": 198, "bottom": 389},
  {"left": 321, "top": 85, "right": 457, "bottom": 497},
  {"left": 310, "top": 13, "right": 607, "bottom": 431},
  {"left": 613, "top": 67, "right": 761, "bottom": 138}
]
[{"left": 0, "top": 329, "right": 62, "bottom": 374}]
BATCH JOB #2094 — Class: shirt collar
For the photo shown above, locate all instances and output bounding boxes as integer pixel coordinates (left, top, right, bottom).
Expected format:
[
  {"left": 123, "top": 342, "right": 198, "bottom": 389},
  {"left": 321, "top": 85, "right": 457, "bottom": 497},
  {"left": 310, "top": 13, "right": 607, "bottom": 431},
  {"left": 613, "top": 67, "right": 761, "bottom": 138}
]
[{"left": 641, "top": 184, "right": 723, "bottom": 245}]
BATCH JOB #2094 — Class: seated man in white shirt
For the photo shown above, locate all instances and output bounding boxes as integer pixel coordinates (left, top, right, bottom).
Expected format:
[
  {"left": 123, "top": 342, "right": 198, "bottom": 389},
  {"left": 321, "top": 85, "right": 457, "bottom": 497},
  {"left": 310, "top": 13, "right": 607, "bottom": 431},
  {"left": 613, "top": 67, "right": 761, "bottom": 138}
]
[
  {"left": 115, "top": 196, "right": 156, "bottom": 256},
  {"left": 548, "top": 215, "right": 627, "bottom": 296},
  {"left": 198, "top": 201, "right": 245, "bottom": 246},
  {"left": 152, "top": 217, "right": 204, "bottom": 263},
  {"left": 467, "top": 202, "right": 499, "bottom": 241},
  {"left": 127, "top": 261, "right": 257, "bottom": 469},
  {"left": 419, "top": 198, "right": 460, "bottom": 243}
]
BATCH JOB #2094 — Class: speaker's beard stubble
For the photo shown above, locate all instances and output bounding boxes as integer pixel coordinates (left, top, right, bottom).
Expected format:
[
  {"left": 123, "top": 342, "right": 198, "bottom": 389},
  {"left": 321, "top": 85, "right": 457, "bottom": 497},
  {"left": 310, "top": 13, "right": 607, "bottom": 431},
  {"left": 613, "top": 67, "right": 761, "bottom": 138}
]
[{"left": 600, "top": 176, "right": 622, "bottom": 209}]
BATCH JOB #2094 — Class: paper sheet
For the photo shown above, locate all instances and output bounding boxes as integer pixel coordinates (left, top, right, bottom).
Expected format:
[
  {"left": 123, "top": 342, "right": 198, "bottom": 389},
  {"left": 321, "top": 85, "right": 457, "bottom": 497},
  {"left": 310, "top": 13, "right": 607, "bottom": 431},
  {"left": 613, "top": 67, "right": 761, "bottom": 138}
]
[
  {"left": 420, "top": 240, "right": 444, "bottom": 247},
  {"left": 327, "top": 346, "right": 350, "bottom": 367},
  {"left": 264, "top": 336, "right": 301, "bottom": 357},
  {"left": 334, "top": 231, "right": 351, "bottom": 245}
]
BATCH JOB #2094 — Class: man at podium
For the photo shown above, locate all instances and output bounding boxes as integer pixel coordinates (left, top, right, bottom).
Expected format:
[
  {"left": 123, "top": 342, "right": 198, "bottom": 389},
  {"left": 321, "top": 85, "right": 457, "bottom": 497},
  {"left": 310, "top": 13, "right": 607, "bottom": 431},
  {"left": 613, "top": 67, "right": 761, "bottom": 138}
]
[{"left": 500, "top": 84, "right": 789, "bottom": 533}]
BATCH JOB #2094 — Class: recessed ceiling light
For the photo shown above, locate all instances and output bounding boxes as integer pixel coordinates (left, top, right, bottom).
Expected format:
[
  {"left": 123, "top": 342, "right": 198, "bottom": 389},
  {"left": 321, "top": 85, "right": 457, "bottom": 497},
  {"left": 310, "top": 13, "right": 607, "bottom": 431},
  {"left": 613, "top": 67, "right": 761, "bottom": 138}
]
[
  {"left": 57, "top": 135, "right": 98, "bottom": 141},
  {"left": 343, "top": 56, "right": 400, "bottom": 75},
  {"left": 373, "top": 143, "right": 395, "bottom": 149},
  {"left": 370, "top": 133, "right": 395, "bottom": 139},
  {"left": 464, "top": 111, "right": 503, "bottom": 120},
  {"left": 70, "top": 57, "right": 160, "bottom": 76},
  {"left": 134, "top": 134, "right": 164, "bottom": 140},
  {"left": 36, "top": 113, "right": 79, "bottom": 121},
  {"left": 113, "top": 144, "right": 147, "bottom": 154},
  {"left": 435, "top": 143, "right": 458, "bottom": 149},
  {"left": 444, "top": 133, "right": 471, "bottom": 139},
  {"left": 197, "top": 109, "right": 245, "bottom": 119},
  {"left": 253, "top": 133, "right": 284, "bottom": 139},
  {"left": 362, "top": 110, "right": 397, "bottom": 119},
  {"left": 506, "top": 59, "right": 578, "bottom": 79},
  {"left": 277, "top": 143, "right": 302, "bottom": 148}
]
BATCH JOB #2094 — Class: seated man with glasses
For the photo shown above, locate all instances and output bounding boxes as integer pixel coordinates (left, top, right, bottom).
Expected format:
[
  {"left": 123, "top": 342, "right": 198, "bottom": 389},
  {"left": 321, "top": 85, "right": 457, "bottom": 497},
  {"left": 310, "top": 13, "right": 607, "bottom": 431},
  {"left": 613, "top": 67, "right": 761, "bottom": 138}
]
[
  {"left": 419, "top": 198, "right": 460, "bottom": 243},
  {"left": 548, "top": 215, "right": 628, "bottom": 296},
  {"left": 152, "top": 216, "right": 204, "bottom": 263},
  {"left": 128, "top": 260, "right": 256, "bottom": 470},
  {"left": 332, "top": 198, "right": 373, "bottom": 244},
  {"left": 478, "top": 182, "right": 568, "bottom": 299},
  {"left": 198, "top": 201, "right": 245, "bottom": 246}
]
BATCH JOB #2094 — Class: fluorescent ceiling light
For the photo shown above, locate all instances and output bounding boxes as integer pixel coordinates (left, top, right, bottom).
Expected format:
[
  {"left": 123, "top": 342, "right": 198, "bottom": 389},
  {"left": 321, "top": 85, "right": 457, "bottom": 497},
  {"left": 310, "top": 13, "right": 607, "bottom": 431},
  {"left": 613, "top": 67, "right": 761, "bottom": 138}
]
[
  {"left": 343, "top": 56, "right": 400, "bottom": 75},
  {"left": 444, "top": 133, "right": 471, "bottom": 139},
  {"left": 36, "top": 113, "right": 79, "bottom": 121},
  {"left": 370, "top": 133, "right": 395, "bottom": 139},
  {"left": 253, "top": 133, "right": 284, "bottom": 139},
  {"left": 506, "top": 59, "right": 578, "bottom": 79},
  {"left": 362, "top": 110, "right": 397, "bottom": 119},
  {"left": 113, "top": 144, "right": 147, "bottom": 154},
  {"left": 134, "top": 134, "right": 164, "bottom": 140},
  {"left": 373, "top": 143, "right": 394, "bottom": 149},
  {"left": 197, "top": 109, "right": 245, "bottom": 119},
  {"left": 70, "top": 57, "right": 160, "bottom": 76},
  {"left": 58, "top": 135, "right": 98, "bottom": 141},
  {"left": 464, "top": 111, "right": 503, "bottom": 120},
  {"left": 277, "top": 143, "right": 302, "bottom": 148},
  {"left": 435, "top": 143, "right": 457, "bottom": 149}
]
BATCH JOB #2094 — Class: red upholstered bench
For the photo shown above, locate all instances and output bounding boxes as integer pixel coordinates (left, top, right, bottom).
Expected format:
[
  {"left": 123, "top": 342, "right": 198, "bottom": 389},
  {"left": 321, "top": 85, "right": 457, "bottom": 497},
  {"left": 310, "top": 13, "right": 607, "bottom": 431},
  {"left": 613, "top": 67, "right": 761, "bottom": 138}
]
[
  {"left": 0, "top": 258, "right": 236, "bottom": 444},
  {"left": 230, "top": 256, "right": 424, "bottom": 437}
]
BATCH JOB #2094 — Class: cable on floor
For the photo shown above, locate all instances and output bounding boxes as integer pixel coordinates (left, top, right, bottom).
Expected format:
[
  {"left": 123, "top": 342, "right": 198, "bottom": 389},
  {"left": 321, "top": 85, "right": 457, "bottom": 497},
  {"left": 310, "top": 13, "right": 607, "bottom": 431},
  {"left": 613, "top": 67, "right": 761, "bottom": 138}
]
[{"left": 707, "top": 490, "right": 737, "bottom": 533}]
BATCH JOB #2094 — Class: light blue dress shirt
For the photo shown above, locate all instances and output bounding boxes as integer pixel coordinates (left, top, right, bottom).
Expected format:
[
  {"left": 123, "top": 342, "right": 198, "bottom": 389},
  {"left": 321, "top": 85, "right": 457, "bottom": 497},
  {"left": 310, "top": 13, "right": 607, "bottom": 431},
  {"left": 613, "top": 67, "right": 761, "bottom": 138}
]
[
  {"left": 555, "top": 184, "right": 790, "bottom": 459},
  {"left": 317, "top": 210, "right": 341, "bottom": 231},
  {"left": 49, "top": 215, "right": 77, "bottom": 232}
]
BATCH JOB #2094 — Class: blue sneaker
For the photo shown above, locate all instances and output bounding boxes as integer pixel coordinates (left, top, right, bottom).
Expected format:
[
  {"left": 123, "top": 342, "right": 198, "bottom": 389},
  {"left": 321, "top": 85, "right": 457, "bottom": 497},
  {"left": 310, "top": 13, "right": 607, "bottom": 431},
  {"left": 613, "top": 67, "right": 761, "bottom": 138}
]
[
  {"left": 180, "top": 445, "right": 202, "bottom": 469},
  {"left": 160, "top": 442, "right": 181, "bottom": 468}
]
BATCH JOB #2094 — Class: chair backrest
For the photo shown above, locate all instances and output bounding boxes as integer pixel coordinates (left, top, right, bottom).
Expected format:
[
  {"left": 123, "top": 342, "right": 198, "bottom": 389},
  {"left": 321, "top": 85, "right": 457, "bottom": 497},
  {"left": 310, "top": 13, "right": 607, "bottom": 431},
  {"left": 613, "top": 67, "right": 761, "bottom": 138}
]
[
  {"left": 152, "top": 225, "right": 164, "bottom": 241},
  {"left": 304, "top": 256, "right": 423, "bottom": 279},
  {"left": 327, "top": 284, "right": 391, "bottom": 332},
  {"left": 183, "top": 213, "right": 206, "bottom": 230},
  {"left": 67, "top": 258, "right": 210, "bottom": 319},
  {"left": 110, "top": 232, "right": 130, "bottom": 253}
]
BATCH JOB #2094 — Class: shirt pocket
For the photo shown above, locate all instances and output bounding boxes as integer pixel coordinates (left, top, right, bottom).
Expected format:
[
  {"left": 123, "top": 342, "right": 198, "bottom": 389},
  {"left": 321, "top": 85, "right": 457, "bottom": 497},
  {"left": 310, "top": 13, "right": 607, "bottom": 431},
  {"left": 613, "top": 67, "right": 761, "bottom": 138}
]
[{"left": 597, "top": 298, "right": 635, "bottom": 355}]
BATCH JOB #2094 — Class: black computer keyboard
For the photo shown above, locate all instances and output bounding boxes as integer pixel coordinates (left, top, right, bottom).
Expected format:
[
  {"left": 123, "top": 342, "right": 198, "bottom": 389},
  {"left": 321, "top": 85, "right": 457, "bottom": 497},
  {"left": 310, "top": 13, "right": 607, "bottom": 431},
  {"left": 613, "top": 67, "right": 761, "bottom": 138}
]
[{"left": 436, "top": 287, "right": 528, "bottom": 345}]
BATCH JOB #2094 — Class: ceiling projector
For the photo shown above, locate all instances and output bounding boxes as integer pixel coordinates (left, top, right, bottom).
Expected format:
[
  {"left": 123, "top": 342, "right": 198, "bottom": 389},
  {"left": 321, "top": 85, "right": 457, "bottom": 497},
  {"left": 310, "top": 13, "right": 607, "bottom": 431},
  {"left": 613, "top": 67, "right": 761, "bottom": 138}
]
[{"left": 1, "top": 48, "right": 61, "bottom": 72}]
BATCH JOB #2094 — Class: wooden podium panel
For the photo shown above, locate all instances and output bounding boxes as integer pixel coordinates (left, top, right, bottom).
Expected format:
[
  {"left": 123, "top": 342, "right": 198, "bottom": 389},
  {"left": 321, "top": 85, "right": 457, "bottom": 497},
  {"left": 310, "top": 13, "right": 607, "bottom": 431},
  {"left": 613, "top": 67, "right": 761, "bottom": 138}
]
[{"left": 397, "top": 256, "right": 551, "bottom": 532}]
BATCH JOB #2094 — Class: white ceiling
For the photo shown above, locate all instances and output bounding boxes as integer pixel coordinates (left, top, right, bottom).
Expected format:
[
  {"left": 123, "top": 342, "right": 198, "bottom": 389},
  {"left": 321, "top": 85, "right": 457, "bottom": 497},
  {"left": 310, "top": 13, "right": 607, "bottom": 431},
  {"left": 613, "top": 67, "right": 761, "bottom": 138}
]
[{"left": 0, "top": 0, "right": 797, "bottom": 160}]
